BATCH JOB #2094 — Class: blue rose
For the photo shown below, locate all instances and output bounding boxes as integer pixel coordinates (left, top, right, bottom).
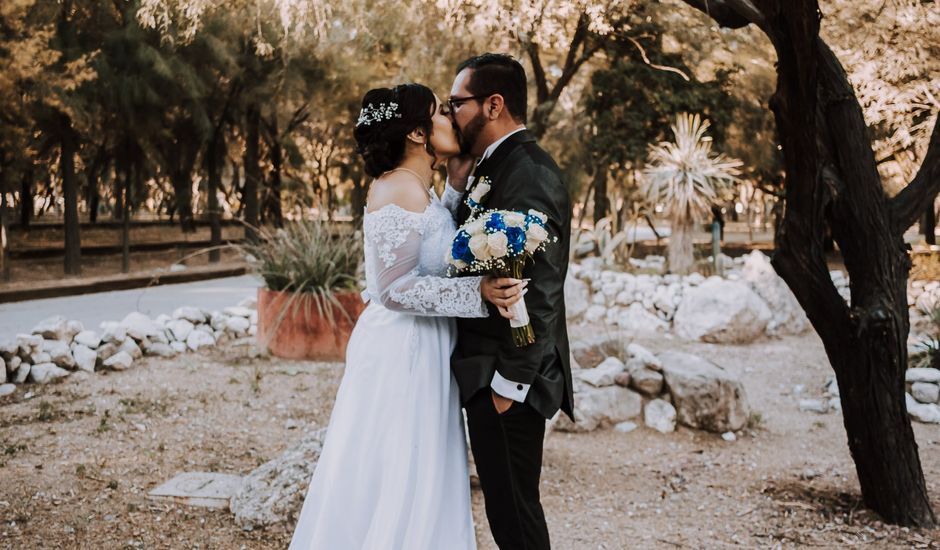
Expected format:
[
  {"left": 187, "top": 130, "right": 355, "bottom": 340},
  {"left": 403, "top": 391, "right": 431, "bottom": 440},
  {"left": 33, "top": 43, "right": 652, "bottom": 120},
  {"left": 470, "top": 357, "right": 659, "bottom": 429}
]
[
  {"left": 505, "top": 226, "right": 526, "bottom": 256},
  {"left": 525, "top": 213, "right": 545, "bottom": 229},
  {"left": 484, "top": 213, "right": 506, "bottom": 233},
  {"left": 451, "top": 230, "right": 475, "bottom": 263}
]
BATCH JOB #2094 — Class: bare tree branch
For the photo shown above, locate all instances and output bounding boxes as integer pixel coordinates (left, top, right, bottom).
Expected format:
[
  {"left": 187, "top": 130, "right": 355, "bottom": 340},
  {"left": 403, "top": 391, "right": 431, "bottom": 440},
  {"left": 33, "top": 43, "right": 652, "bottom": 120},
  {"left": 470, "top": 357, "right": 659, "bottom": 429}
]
[
  {"left": 891, "top": 117, "right": 940, "bottom": 232},
  {"left": 680, "top": 0, "right": 764, "bottom": 29},
  {"left": 625, "top": 36, "right": 690, "bottom": 81}
]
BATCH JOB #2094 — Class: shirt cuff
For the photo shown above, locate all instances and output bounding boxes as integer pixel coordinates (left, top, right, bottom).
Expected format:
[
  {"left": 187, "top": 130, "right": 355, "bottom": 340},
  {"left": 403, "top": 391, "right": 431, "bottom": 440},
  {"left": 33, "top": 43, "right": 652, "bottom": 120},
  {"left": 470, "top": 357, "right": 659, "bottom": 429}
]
[{"left": 491, "top": 370, "right": 531, "bottom": 403}]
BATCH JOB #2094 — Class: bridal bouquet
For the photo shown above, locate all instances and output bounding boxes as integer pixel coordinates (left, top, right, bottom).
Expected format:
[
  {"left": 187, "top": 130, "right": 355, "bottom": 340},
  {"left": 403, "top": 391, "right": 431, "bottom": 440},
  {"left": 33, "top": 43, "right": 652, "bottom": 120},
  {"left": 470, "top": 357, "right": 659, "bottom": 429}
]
[{"left": 448, "top": 208, "right": 554, "bottom": 346}]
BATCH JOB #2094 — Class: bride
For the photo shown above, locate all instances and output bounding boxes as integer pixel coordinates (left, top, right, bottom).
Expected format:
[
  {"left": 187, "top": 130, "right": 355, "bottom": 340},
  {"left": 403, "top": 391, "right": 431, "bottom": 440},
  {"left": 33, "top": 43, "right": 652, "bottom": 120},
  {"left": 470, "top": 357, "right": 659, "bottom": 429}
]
[{"left": 288, "top": 83, "right": 526, "bottom": 550}]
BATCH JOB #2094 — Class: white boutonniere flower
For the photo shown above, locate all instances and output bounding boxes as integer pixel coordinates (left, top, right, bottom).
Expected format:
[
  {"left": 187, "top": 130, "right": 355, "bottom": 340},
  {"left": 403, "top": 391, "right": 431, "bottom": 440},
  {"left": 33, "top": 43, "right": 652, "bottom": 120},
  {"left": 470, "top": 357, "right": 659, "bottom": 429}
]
[{"left": 464, "top": 176, "right": 492, "bottom": 214}]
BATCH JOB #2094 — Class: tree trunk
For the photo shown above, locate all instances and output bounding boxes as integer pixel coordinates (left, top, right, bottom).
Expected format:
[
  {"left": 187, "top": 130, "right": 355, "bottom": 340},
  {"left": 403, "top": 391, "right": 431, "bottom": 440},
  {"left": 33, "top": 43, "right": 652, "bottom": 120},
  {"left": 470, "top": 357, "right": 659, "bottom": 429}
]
[
  {"left": 170, "top": 171, "right": 196, "bottom": 232},
  {"left": 923, "top": 203, "right": 937, "bottom": 246},
  {"left": 668, "top": 214, "right": 694, "bottom": 275},
  {"left": 121, "top": 158, "right": 132, "bottom": 274},
  {"left": 20, "top": 167, "right": 32, "bottom": 228},
  {"left": 266, "top": 140, "right": 283, "bottom": 227},
  {"left": 61, "top": 126, "right": 81, "bottom": 275},
  {"left": 678, "top": 0, "right": 937, "bottom": 527},
  {"left": 591, "top": 162, "right": 610, "bottom": 224},
  {"left": 243, "top": 105, "right": 261, "bottom": 241},
  {"left": 207, "top": 133, "right": 223, "bottom": 263}
]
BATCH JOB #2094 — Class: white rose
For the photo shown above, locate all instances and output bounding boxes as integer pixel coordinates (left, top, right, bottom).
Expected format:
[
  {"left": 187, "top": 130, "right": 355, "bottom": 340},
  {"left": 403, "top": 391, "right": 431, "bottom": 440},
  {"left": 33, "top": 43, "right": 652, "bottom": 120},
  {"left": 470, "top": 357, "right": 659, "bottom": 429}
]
[
  {"left": 487, "top": 232, "right": 509, "bottom": 258},
  {"left": 527, "top": 209, "right": 548, "bottom": 224},
  {"left": 469, "top": 234, "right": 492, "bottom": 260},
  {"left": 469, "top": 182, "right": 491, "bottom": 204},
  {"left": 504, "top": 212, "right": 526, "bottom": 227},
  {"left": 466, "top": 217, "right": 486, "bottom": 236}
]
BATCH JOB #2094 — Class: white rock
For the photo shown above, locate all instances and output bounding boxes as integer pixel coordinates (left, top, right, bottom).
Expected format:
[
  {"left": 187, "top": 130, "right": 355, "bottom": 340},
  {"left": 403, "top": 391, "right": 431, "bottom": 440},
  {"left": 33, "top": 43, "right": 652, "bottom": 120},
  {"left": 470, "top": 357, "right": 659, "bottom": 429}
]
[
  {"left": 29, "top": 362, "right": 70, "bottom": 384},
  {"left": 166, "top": 319, "right": 195, "bottom": 342},
  {"left": 99, "top": 322, "right": 127, "bottom": 345},
  {"left": 187, "top": 330, "right": 216, "bottom": 351},
  {"left": 911, "top": 382, "right": 940, "bottom": 404},
  {"left": 238, "top": 296, "right": 258, "bottom": 309},
  {"left": 30, "top": 351, "right": 51, "bottom": 364},
  {"left": 31, "top": 316, "right": 70, "bottom": 340},
  {"left": 144, "top": 342, "right": 178, "bottom": 358},
  {"left": 741, "top": 250, "right": 809, "bottom": 336},
  {"left": 16, "top": 334, "right": 43, "bottom": 353},
  {"left": 0, "top": 384, "right": 15, "bottom": 397},
  {"left": 721, "top": 431, "right": 737, "bottom": 442},
  {"left": 799, "top": 398, "right": 831, "bottom": 414},
  {"left": 119, "top": 339, "right": 143, "bottom": 360},
  {"left": 170, "top": 341, "right": 188, "bottom": 354},
  {"left": 7, "top": 355, "right": 20, "bottom": 372},
  {"left": 0, "top": 358, "right": 4, "bottom": 383},
  {"left": 66, "top": 320, "right": 84, "bottom": 341},
  {"left": 630, "top": 368, "right": 665, "bottom": 397},
  {"left": 0, "top": 340, "right": 18, "bottom": 359},
  {"left": 552, "top": 385, "right": 642, "bottom": 432},
  {"left": 71, "top": 344, "right": 97, "bottom": 372},
  {"left": 154, "top": 314, "right": 172, "bottom": 327},
  {"left": 584, "top": 305, "right": 607, "bottom": 323},
  {"left": 224, "top": 306, "right": 253, "bottom": 318},
  {"left": 73, "top": 330, "right": 101, "bottom": 349},
  {"left": 225, "top": 316, "right": 251, "bottom": 335},
  {"left": 42, "top": 339, "right": 75, "bottom": 369},
  {"left": 824, "top": 377, "right": 840, "bottom": 398},
  {"left": 673, "top": 279, "right": 772, "bottom": 344},
  {"left": 906, "top": 393, "right": 940, "bottom": 424},
  {"left": 565, "top": 271, "right": 590, "bottom": 320},
  {"left": 103, "top": 351, "right": 134, "bottom": 371},
  {"left": 614, "top": 303, "right": 669, "bottom": 334},
  {"left": 644, "top": 399, "right": 677, "bottom": 433},
  {"left": 14, "top": 364, "right": 30, "bottom": 383},
  {"left": 906, "top": 368, "right": 940, "bottom": 384},
  {"left": 173, "top": 306, "right": 207, "bottom": 324},
  {"left": 614, "top": 421, "right": 638, "bottom": 433},
  {"left": 95, "top": 343, "right": 119, "bottom": 365},
  {"left": 230, "top": 428, "right": 327, "bottom": 530},
  {"left": 626, "top": 343, "right": 662, "bottom": 371},
  {"left": 577, "top": 357, "right": 625, "bottom": 388},
  {"left": 659, "top": 351, "right": 750, "bottom": 432},
  {"left": 121, "top": 312, "right": 162, "bottom": 341}
]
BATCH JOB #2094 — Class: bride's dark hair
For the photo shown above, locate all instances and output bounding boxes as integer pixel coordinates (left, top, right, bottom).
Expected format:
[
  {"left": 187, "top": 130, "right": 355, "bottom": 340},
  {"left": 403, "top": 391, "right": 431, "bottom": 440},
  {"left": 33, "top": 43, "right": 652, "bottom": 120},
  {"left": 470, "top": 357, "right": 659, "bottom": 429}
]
[{"left": 353, "top": 84, "right": 438, "bottom": 178}]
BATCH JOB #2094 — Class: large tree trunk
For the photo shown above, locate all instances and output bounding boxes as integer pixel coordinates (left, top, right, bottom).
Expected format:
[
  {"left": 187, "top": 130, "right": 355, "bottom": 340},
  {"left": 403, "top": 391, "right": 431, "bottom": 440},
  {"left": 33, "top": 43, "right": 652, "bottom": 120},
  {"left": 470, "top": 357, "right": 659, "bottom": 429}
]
[
  {"left": 591, "top": 163, "right": 610, "bottom": 224},
  {"left": 207, "top": 131, "right": 224, "bottom": 263},
  {"left": 20, "top": 167, "right": 32, "bottom": 228},
  {"left": 680, "top": 0, "right": 938, "bottom": 527},
  {"left": 61, "top": 125, "right": 81, "bottom": 276},
  {"left": 924, "top": 202, "right": 937, "bottom": 246},
  {"left": 243, "top": 105, "right": 261, "bottom": 241}
]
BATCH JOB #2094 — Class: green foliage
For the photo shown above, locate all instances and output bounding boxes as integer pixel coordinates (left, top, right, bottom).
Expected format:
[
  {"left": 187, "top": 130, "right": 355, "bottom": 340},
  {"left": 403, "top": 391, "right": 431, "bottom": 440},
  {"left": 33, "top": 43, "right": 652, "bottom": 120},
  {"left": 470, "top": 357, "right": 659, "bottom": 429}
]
[{"left": 911, "top": 306, "right": 940, "bottom": 370}]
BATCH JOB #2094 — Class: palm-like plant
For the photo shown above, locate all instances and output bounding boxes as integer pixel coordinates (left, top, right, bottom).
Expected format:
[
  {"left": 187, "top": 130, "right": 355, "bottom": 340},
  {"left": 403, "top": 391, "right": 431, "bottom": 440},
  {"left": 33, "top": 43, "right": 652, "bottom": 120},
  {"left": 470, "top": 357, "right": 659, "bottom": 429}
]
[{"left": 641, "top": 113, "right": 742, "bottom": 275}]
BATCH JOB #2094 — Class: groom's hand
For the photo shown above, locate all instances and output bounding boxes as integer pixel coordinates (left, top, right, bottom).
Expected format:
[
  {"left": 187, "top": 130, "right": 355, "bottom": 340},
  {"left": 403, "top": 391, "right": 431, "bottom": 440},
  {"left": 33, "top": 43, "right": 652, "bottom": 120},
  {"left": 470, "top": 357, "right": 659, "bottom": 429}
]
[
  {"left": 481, "top": 277, "right": 528, "bottom": 319},
  {"left": 491, "top": 390, "right": 514, "bottom": 414},
  {"left": 446, "top": 154, "right": 476, "bottom": 191}
]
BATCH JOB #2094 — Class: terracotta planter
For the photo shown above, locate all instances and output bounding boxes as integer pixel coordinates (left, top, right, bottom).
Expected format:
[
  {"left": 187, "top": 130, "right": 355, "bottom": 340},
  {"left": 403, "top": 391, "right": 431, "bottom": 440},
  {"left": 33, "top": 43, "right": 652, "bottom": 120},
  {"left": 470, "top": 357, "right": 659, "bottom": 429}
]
[{"left": 256, "top": 288, "right": 365, "bottom": 361}]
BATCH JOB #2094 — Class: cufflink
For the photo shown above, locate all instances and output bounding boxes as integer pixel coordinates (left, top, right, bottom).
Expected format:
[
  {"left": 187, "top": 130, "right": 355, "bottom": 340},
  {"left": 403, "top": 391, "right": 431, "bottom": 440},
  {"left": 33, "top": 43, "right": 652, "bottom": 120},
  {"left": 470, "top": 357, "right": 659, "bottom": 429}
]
[{"left": 517, "top": 384, "right": 523, "bottom": 391}]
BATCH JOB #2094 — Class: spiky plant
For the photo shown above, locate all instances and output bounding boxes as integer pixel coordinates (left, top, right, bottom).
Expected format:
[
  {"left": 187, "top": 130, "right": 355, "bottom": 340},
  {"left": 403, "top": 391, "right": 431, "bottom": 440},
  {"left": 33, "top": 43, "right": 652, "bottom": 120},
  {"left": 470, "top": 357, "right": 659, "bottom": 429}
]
[{"left": 641, "top": 113, "right": 742, "bottom": 275}]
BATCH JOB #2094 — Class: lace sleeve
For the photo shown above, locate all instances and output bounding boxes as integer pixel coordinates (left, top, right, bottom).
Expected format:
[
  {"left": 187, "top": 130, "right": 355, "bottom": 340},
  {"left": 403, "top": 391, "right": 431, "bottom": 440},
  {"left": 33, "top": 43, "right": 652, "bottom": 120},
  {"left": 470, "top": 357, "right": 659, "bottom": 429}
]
[
  {"left": 364, "top": 205, "right": 488, "bottom": 318},
  {"left": 440, "top": 182, "right": 464, "bottom": 217}
]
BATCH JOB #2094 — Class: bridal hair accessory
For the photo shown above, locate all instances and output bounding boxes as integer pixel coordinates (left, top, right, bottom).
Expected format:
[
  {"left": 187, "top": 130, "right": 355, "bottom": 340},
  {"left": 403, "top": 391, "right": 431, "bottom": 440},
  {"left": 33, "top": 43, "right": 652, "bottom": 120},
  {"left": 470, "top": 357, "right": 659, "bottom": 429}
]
[{"left": 357, "top": 102, "right": 402, "bottom": 127}]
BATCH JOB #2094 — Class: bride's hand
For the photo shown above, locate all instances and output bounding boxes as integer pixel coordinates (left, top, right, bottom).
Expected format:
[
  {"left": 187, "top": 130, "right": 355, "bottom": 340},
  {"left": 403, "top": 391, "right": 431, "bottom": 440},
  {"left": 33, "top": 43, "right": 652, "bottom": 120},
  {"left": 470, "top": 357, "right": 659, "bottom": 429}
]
[
  {"left": 481, "top": 277, "right": 528, "bottom": 319},
  {"left": 446, "top": 155, "right": 476, "bottom": 191}
]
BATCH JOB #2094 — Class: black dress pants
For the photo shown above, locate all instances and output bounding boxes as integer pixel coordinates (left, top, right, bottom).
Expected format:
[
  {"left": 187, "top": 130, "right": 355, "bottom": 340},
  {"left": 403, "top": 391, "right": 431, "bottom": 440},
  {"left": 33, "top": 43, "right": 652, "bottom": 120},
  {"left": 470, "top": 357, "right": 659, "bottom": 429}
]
[{"left": 466, "top": 388, "right": 550, "bottom": 550}]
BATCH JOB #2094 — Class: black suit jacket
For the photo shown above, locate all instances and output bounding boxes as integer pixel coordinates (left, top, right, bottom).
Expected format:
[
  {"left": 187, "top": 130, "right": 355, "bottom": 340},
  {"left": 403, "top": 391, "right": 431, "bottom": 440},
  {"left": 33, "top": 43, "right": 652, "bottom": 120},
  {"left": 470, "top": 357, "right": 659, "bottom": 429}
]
[{"left": 450, "top": 130, "right": 574, "bottom": 421}]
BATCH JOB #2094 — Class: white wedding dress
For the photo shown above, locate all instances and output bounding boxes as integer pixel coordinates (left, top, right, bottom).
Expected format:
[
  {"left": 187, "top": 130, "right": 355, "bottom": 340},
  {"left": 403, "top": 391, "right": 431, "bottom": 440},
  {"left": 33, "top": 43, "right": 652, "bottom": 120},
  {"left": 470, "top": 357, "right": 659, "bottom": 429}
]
[{"left": 289, "top": 187, "right": 484, "bottom": 550}]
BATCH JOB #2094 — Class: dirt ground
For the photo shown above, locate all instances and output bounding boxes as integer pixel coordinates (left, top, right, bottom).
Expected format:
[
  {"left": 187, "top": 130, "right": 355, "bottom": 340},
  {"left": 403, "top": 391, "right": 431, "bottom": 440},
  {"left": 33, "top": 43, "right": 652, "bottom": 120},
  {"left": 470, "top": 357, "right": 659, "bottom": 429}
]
[{"left": 1, "top": 327, "right": 939, "bottom": 549}]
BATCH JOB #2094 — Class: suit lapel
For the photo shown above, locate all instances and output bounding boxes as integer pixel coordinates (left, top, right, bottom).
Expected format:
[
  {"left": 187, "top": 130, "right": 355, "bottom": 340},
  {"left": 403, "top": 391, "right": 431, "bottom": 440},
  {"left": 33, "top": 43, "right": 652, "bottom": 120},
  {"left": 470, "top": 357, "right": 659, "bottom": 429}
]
[{"left": 458, "top": 130, "right": 536, "bottom": 224}]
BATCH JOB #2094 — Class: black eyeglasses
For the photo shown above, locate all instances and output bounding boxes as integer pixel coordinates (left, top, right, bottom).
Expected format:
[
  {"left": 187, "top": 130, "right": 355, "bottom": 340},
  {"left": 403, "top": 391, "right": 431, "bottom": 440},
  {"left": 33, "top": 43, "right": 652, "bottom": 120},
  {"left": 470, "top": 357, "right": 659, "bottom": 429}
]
[{"left": 447, "top": 93, "right": 494, "bottom": 111}]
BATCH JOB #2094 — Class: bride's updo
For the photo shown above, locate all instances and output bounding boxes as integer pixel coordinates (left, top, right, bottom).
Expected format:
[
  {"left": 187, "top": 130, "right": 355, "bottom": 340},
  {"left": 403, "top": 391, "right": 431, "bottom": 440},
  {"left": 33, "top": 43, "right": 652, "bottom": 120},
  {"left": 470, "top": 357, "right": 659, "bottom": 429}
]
[{"left": 353, "top": 84, "right": 437, "bottom": 178}]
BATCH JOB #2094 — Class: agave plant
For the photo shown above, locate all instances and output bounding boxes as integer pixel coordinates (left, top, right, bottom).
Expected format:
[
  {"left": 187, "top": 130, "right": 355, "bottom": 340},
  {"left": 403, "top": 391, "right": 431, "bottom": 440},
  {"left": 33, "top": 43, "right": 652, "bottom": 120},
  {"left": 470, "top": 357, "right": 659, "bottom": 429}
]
[
  {"left": 641, "top": 113, "right": 742, "bottom": 275},
  {"left": 236, "top": 219, "right": 362, "bottom": 328},
  {"left": 911, "top": 305, "right": 940, "bottom": 369}
]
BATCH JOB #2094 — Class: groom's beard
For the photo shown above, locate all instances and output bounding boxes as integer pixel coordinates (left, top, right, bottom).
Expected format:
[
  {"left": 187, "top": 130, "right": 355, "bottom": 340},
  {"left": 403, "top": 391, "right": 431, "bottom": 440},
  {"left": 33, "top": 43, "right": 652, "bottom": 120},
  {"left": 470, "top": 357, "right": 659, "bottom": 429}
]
[{"left": 458, "top": 111, "right": 487, "bottom": 155}]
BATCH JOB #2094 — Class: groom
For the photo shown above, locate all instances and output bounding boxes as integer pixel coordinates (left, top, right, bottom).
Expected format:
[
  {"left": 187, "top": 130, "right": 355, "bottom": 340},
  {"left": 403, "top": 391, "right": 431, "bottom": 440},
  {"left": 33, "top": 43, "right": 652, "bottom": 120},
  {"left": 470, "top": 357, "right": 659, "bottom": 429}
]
[{"left": 446, "top": 53, "right": 573, "bottom": 550}]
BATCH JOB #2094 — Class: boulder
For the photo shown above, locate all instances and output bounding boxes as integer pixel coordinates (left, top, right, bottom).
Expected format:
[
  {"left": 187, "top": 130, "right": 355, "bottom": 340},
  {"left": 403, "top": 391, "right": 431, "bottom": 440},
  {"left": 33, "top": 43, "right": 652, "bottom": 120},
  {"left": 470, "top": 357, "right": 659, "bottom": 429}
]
[
  {"left": 144, "top": 342, "right": 178, "bottom": 358},
  {"left": 906, "top": 368, "right": 940, "bottom": 384},
  {"left": 31, "top": 316, "right": 70, "bottom": 341},
  {"left": 577, "top": 357, "right": 625, "bottom": 388},
  {"left": 96, "top": 342, "right": 119, "bottom": 365},
  {"left": 673, "top": 279, "right": 772, "bottom": 343},
  {"left": 630, "top": 368, "right": 665, "bottom": 397},
  {"left": 911, "top": 382, "right": 940, "bottom": 404},
  {"left": 570, "top": 336, "right": 626, "bottom": 370},
  {"left": 552, "top": 385, "right": 642, "bottom": 432},
  {"left": 613, "top": 303, "right": 669, "bottom": 335},
  {"left": 644, "top": 399, "right": 677, "bottom": 433},
  {"left": 120, "top": 312, "right": 161, "bottom": 341},
  {"left": 103, "top": 351, "right": 134, "bottom": 371},
  {"left": 173, "top": 306, "right": 207, "bottom": 324},
  {"left": 71, "top": 344, "right": 97, "bottom": 372},
  {"left": 73, "top": 330, "right": 101, "bottom": 349},
  {"left": 119, "top": 338, "right": 143, "bottom": 360},
  {"left": 14, "top": 364, "right": 31, "bottom": 383},
  {"left": 187, "top": 330, "right": 216, "bottom": 351},
  {"left": 741, "top": 250, "right": 809, "bottom": 336},
  {"left": 0, "top": 340, "right": 18, "bottom": 359},
  {"left": 42, "top": 339, "right": 75, "bottom": 369},
  {"left": 906, "top": 393, "right": 940, "bottom": 424},
  {"left": 100, "top": 322, "right": 127, "bottom": 345},
  {"left": 29, "top": 362, "right": 70, "bottom": 384},
  {"left": 0, "top": 384, "right": 15, "bottom": 397},
  {"left": 230, "top": 429, "right": 327, "bottom": 530},
  {"left": 225, "top": 316, "right": 251, "bottom": 335},
  {"left": 170, "top": 341, "right": 188, "bottom": 354},
  {"left": 224, "top": 306, "right": 253, "bottom": 318},
  {"left": 16, "top": 334, "right": 43, "bottom": 354},
  {"left": 166, "top": 319, "right": 195, "bottom": 342},
  {"left": 659, "top": 351, "right": 750, "bottom": 432},
  {"left": 564, "top": 271, "right": 590, "bottom": 320},
  {"left": 625, "top": 343, "right": 662, "bottom": 372}
]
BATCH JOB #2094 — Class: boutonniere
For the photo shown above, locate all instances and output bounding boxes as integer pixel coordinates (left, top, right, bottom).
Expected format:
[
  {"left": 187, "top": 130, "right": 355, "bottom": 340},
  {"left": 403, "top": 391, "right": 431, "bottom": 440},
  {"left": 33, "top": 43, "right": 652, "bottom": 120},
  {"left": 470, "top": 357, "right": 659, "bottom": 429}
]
[{"left": 464, "top": 176, "right": 491, "bottom": 215}]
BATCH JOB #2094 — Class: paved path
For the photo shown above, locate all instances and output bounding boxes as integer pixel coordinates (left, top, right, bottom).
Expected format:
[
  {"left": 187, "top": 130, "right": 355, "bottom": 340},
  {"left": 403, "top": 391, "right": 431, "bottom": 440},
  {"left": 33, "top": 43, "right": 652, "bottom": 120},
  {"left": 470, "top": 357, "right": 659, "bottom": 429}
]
[{"left": 0, "top": 275, "right": 262, "bottom": 339}]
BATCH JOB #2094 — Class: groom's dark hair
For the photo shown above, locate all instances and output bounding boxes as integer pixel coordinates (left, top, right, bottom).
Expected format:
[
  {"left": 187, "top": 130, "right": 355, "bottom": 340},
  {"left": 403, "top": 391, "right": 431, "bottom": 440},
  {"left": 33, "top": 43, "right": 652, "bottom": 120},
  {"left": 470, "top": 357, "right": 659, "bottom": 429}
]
[{"left": 457, "top": 53, "right": 527, "bottom": 124}]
